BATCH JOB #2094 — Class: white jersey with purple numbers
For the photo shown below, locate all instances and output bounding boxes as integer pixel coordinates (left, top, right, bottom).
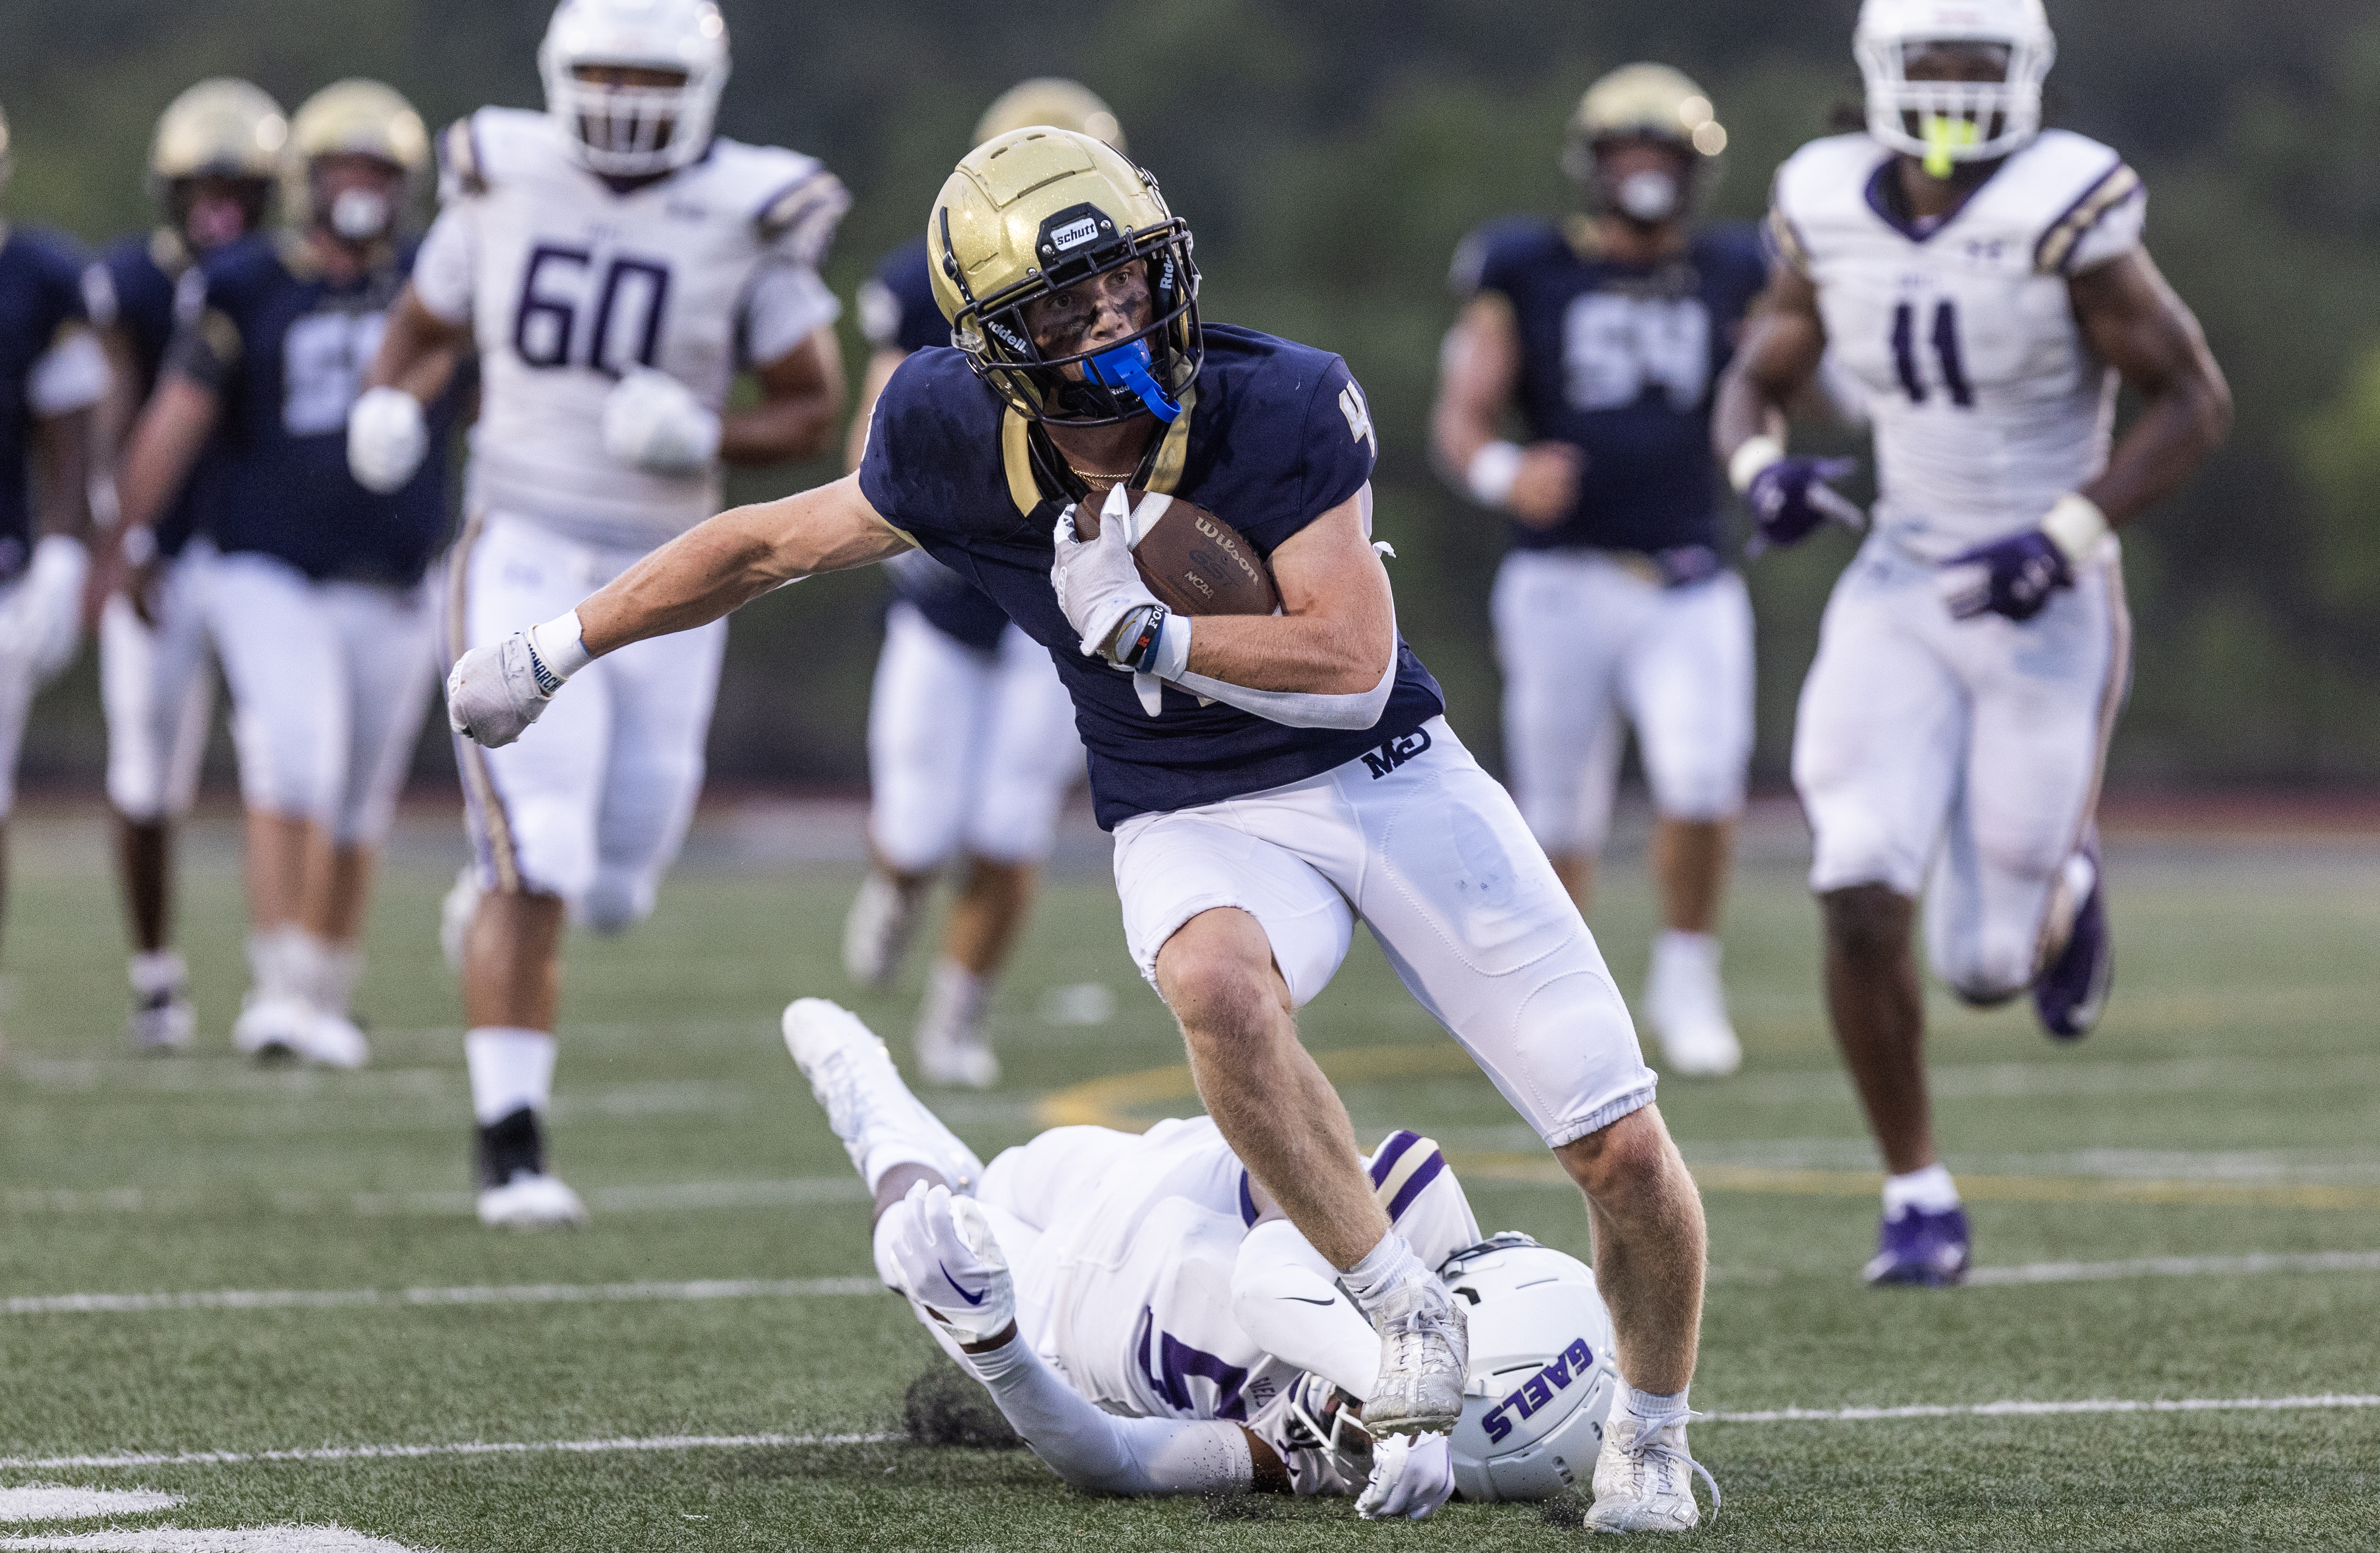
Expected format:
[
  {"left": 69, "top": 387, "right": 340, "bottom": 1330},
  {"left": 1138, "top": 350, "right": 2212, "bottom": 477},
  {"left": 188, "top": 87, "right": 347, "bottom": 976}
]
[
  {"left": 411, "top": 107, "right": 847, "bottom": 549},
  {"left": 1019, "top": 1119, "right": 1479, "bottom": 1425},
  {"left": 1768, "top": 130, "right": 2146, "bottom": 561}
]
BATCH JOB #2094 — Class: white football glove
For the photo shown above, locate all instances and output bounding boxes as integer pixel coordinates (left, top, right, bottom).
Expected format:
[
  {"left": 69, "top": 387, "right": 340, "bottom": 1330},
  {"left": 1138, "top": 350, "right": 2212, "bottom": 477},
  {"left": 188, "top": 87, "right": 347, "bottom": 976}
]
[
  {"left": 602, "top": 368, "right": 722, "bottom": 474},
  {"left": 445, "top": 632, "right": 558, "bottom": 748},
  {"left": 878, "top": 1180, "right": 1014, "bottom": 1344},
  {"left": 1357, "top": 1430, "right": 1455, "bottom": 1521},
  {"left": 1050, "top": 482, "right": 1157, "bottom": 663},
  {"left": 0, "top": 534, "right": 90, "bottom": 684},
  {"left": 346, "top": 386, "right": 429, "bottom": 494}
]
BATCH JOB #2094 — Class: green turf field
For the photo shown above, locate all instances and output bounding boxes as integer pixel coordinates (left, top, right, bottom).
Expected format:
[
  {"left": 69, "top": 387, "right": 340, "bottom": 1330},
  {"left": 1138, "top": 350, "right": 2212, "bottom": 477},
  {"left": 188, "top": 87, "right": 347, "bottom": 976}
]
[{"left": 3, "top": 803, "right": 2377, "bottom": 1550}]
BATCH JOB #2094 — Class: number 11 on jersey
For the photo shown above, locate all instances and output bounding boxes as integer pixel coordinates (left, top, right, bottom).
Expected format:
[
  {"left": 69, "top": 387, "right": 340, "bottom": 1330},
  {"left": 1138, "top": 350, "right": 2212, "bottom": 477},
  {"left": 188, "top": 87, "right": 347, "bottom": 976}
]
[{"left": 1889, "top": 298, "right": 1974, "bottom": 409}]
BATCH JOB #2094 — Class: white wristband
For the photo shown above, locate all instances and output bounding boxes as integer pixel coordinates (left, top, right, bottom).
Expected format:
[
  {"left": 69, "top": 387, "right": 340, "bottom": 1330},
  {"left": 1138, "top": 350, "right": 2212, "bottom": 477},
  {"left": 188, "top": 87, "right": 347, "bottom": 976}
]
[
  {"left": 2039, "top": 492, "right": 2112, "bottom": 566},
  {"left": 1728, "top": 434, "right": 1786, "bottom": 494},
  {"left": 1465, "top": 441, "right": 1525, "bottom": 507},
  {"left": 1151, "top": 610, "right": 1191, "bottom": 683},
  {"left": 528, "top": 610, "right": 592, "bottom": 684}
]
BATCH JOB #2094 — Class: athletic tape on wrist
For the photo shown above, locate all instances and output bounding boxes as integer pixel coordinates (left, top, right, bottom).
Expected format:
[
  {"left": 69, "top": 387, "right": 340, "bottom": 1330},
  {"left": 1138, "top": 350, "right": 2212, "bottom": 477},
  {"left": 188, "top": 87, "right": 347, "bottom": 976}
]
[
  {"left": 527, "top": 610, "right": 592, "bottom": 694},
  {"left": 1465, "top": 441, "right": 1524, "bottom": 507},
  {"left": 1728, "top": 434, "right": 1785, "bottom": 494},
  {"left": 2039, "top": 492, "right": 2112, "bottom": 566}
]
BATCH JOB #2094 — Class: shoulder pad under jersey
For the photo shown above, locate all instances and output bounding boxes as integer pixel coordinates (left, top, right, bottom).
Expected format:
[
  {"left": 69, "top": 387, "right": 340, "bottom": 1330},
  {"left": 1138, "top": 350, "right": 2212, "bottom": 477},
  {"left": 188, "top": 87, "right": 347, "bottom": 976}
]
[
  {"left": 1998, "top": 131, "right": 2145, "bottom": 275},
  {"left": 723, "top": 141, "right": 852, "bottom": 269},
  {"left": 437, "top": 114, "right": 490, "bottom": 201},
  {"left": 1765, "top": 133, "right": 1886, "bottom": 277}
]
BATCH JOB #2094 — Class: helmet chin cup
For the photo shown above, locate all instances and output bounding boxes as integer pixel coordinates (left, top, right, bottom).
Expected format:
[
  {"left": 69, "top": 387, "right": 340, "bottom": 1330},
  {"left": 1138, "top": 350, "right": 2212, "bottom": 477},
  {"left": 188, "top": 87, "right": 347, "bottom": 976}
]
[
  {"left": 1614, "top": 169, "right": 1681, "bottom": 223},
  {"left": 1085, "top": 338, "right": 1180, "bottom": 423},
  {"left": 329, "top": 186, "right": 391, "bottom": 241}
]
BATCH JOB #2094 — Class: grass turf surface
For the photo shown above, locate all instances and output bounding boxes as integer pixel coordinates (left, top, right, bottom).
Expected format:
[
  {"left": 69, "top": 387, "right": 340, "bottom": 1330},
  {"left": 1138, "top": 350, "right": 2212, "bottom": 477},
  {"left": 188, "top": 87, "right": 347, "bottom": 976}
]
[{"left": 3, "top": 805, "right": 2377, "bottom": 1549}]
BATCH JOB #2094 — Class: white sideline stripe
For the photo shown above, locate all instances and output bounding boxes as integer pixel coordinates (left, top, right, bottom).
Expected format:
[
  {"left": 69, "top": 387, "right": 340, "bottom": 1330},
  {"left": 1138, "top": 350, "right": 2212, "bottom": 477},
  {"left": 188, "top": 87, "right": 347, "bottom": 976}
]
[
  {"left": 1969, "top": 1249, "right": 2380, "bottom": 1285},
  {"left": 0, "top": 1527, "right": 422, "bottom": 1551},
  {"left": 2, "top": 1277, "right": 881, "bottom": 1318},
  {"left": 1707, "top": 1393, "right": 2380, "bottom": 1423},
  {"left": 0, "top": 1435, "right": 895, "bottom": 1473},
  {"left": 0, "top": 1487, "right": 181, "bottom": 1522}
]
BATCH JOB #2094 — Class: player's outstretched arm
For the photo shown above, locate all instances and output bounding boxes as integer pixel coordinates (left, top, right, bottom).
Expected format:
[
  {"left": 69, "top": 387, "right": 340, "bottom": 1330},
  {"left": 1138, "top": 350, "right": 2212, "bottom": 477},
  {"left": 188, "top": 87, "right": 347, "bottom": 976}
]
[
  {"left": 2069, "top": 249, "right": 2232, "bottom": 527},
  {"left": 1430, "top": 295, "right": 1583, "bottom": 526},
  {"left": 447, "top": 474, "right": 912, "bottom": 747}
]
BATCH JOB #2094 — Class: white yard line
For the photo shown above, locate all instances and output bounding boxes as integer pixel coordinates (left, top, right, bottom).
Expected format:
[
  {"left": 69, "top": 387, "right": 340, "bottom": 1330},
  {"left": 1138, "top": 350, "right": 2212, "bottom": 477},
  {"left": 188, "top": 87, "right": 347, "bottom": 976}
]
[
  {"left": 1969, "top": 1249, "right": 2380, "bottom": 1285},
  {"left": 2, "top": 1178, "right": 867, "bottom": 1219},
  {"left": 0, "top": 1488, "right": 181, "bottom": 1523},
  {"left": 0, "top": 1527, "right": 425, "bottom": 1551},
  {"left": 0, "top": 1435, "right": 894, "bottom": 1473},
  {"left": 1707, "top": 1393, "right": 2380, "bottom": 1423},
  {"left": 3, "top": 1277, "right": 881, "bottom": 1319}
]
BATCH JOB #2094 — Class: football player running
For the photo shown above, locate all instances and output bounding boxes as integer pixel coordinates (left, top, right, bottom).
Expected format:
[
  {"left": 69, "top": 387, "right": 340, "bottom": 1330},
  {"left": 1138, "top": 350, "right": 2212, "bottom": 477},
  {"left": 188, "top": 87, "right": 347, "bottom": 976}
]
[
  {"left": 1434, "top": 66, "right": 1764, "bottom": 1080},
  {"left": 451, "top": 129, "right": 1717, "bottom": 1530},
  {"left": 108, "top": 81, "right": 462, "bottom": 1071},
  {"left": 86, "top": 79, "right": 289, "bottom": 1052},
  {"left": 357, "top": 0, "right": 850, "bottom": 1229},
  {"left": 839, "top": 79, "right": 1119, "bottom": 1089},
  {"left": 1713, "top": 0, "right": 2229, "bottom": 1285},
  {"left": 784, "top": 997, "right": 1639, "bottom": 1514},
  {"left": 0, "top": 101, "right": 109, "bottom": 1055}
]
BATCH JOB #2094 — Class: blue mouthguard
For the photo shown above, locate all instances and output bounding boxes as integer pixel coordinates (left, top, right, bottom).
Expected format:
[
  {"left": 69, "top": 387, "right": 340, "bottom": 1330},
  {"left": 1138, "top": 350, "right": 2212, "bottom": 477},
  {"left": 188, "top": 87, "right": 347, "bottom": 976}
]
[{"left": 1084, "top": 337, "right": 1181, "bottom": 423}]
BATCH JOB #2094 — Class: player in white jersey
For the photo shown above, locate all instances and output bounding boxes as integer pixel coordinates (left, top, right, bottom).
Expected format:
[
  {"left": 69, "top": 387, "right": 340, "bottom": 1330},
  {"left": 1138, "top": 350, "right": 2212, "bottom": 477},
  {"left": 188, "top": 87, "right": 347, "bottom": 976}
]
[
  {"left": 783, "top": 998, "right": 1633, "bottom": 1514},
  {"left": 1713, "top": 0, "right": 2229, "bottom": 1284},
  {"left": 352, "top": 0, "right": 850, "bottom": 1228}
]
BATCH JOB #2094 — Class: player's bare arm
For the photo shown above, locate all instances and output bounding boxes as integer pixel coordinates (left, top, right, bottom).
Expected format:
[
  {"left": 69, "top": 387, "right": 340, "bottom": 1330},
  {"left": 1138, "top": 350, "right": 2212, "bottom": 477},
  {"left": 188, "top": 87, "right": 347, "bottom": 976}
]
[
  {"left": 719, "top": 327, "right": 845, "bottom": 466},
  {"left": 365, "top": 286, "right": 469, "bottom": 403},
  {"left": 2067, "top": 248, "right": 2231, "bottom": 526},
  {"left": 102, "top": 373, "right": 220, "bottom": 623},
  {"left": 1712, "top": 268, "right": 1867, "bottom": 549},
  {"left": 1429, "top": 294, "right": 1583, "bottom": 526}
]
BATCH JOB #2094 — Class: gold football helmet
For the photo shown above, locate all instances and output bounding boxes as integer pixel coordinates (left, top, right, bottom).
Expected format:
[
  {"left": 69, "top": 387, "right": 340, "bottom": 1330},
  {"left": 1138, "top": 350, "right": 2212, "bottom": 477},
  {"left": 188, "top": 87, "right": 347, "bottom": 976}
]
[
  {"left": 929, "top": 127, "right": 1200, "bottom": 426},
  {"left": 1561, "top": 63, "right": 1727, "bottom": 192},
  {"left": 151, "top": 79, "right": 289, "bottom": 190},
  {"left": 974, "top": 78, "right": 1125, "bottom": 154},
  {"left": 287, "top": 80, "right": 430, "bottom": 238}
]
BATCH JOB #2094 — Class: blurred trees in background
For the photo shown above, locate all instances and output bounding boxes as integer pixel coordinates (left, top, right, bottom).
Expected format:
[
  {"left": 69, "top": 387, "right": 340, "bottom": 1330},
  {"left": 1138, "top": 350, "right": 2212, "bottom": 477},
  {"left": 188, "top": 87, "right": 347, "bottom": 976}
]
[{"left": 5, "top": 0, "right": 2376, "bottom": 792}]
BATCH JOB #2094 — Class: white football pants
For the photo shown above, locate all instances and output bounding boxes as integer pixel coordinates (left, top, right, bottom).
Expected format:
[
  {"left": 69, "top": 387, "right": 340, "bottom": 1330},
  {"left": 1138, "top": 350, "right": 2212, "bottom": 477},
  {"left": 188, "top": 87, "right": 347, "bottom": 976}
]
[
  {"left": 867, "top": 602, "right": 1084, "bottom": 874},
  {"left": 1794, "top": 536, "right": 2129, "bottom": 1001},
  {"left": 1491, "top": 549, "right": 1754, "bottom": 857},
  {"left": 1111, "top": 717, "right": 1656, "bottom": 1149},
  {"left": 452, "top": 512, "right": 725, "bottom": 931},
  {"left": 200, "top": 549, "right": 438, "bottom": 846},
  {"left": 101, "top": 542, "right": 217, "bottom": 824}
]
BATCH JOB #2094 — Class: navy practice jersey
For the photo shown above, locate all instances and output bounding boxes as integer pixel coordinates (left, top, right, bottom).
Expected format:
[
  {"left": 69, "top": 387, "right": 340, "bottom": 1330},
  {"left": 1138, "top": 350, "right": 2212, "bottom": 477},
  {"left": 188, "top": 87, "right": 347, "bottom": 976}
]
[
  {"left": 857, "top": 237, "right": 1012, "bottom": 650},
  {"left": 90, "top": 231, "right": 221, "bottom": 557},
  {"left": 165, "top": 231, "right": 459, "bottom": 585},
  {"left": 1453, "top": 217, "right": 1767, "bottom": 555},
  {"left": 860, "top": 323, "right": 1445, "bottom": 828},
  {"left": 0, "top": 225, "right": 92, "bottom": 576}
]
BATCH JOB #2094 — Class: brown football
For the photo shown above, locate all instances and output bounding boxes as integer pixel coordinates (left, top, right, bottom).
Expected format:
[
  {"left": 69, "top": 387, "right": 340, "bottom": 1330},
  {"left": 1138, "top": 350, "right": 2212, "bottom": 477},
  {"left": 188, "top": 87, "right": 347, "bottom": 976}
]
[{"left": 1077, "top": 487, "right": 1282, "bottom": 616}]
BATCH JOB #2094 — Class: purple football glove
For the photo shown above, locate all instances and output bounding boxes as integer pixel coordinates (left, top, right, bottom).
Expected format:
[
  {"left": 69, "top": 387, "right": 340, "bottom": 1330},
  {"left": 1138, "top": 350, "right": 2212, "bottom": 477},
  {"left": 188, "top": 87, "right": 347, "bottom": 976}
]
[
  {"left": 1937, "top": 530, "right": 2072, "bottom": 622},
  {"left": 1744, "top": 456, "right": 1866, "bottom": 554}
]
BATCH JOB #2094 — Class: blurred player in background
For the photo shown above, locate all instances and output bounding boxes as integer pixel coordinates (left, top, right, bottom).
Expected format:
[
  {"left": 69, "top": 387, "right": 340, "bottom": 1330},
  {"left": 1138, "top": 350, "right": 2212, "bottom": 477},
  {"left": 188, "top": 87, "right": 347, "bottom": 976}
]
[
  {"left": 783, "top": 997, "right": 1637, "bottom": 1515},
  {"left": 107, "top": 81, "right": 461, "bottom": 1071},
  {"left": 839, "top": 79, "right": 1119, "bottom": 1089},
  {"left": 0, "top": 101, "right": 108, "bottom": 1053},
  {"left": 358, "top": 0, "right": 849, "bottom": 1227},
  {"left": 1433, "top": 67, "right": 1763, "bottom": 1080},
  {"left": 85, "top": 79, "right": 288, "bottom": 1052},
  {"left": 1715, "top": 0, "right": 2229, "bottom": 1284},
  {"left": 448, "top": 127, "right": 1718, "bottom": 1530}
]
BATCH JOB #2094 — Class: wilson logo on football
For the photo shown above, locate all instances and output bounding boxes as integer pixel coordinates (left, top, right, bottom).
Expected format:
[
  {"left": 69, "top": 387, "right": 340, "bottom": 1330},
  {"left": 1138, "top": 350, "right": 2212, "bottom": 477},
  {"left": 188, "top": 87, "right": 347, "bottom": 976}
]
[
  {"left": 1479, "top": 1337, "right": 1597, "bottom": 1442},
  {"left": 1192, "top": 516, "right": 1265, "bottom": 588}
]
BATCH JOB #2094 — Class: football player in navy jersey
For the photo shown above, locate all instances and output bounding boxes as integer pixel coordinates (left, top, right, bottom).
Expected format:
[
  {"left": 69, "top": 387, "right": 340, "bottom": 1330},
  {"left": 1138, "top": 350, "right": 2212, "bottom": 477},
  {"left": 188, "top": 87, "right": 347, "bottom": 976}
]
[
  {"left": 0, "top": 101, "right": 110, "bottom": 1055},
  {"left": 85, "top": 79, "right": 289, "bottom": 1052},
  {"left": 839, "top": 80, "right": 1122, "bottom": 1089},
  {"left": 107, "top": 81, "right": 462, "bottom": 1070},
  {"left": 1433, "top": 66, "right": 1766, "bottom": 1081},
  {"left": 452, "top": 128, "right": 1719, "bottom": 1532}
]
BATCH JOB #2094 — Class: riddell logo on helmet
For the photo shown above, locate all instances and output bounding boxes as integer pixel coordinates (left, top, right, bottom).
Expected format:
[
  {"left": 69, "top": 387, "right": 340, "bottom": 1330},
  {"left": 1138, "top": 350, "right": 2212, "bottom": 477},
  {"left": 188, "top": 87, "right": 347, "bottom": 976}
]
[
  {"left": 1479, "top": 1338, "right": 1597, "bottom": 1442},
  {"left": 1050, "top": 215, "right": 1102, "bottom": 252}
]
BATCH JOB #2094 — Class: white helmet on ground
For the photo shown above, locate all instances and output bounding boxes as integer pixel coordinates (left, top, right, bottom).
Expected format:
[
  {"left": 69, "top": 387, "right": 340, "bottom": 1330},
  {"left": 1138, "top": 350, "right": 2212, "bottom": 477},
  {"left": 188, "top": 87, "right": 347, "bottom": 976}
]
[
  {"left": 1855, "top": 0, "right": 2055, "bottom": 169},
  {"left": 1441, "top": 1232, "right": 1619, "bottom": 1502},
  {"left": 539, "top": 0, "right": 730, "bottom": 177}
]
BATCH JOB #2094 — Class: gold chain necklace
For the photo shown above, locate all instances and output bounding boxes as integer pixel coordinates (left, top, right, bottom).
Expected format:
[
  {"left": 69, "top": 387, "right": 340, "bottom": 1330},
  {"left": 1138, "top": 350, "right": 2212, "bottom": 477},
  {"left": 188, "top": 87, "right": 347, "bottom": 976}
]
[{"left": 1065, "top": 463, "right": 1139, "bottom": 484}]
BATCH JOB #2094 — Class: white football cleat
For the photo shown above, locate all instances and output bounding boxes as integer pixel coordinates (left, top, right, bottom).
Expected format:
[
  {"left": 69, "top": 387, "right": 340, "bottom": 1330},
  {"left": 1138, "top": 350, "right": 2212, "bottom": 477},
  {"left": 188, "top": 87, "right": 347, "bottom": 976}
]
[
  {"left": 1363, "top": 1275, "right": 1469, "bottom": 1437},
  {"left": 129, "top": 988, "right": 196, "bottom": 1054},
  {"left": 841, "top": 870, "right": 918, "bottom": 990},
  {"left": 1645, "top": 933, "right": 1741, "bottom": 1079},
  {"left": 296, "top": 1011, "right": 371, "bottom": 1070},
  {"left": 1585, "top": 1401, "right": 1718, "bottom": 1533},
  {"left": 440, "top": 867, "right": 481, "bottom": 973},
  {"left": 477, "top": 1172, "right": 589, "bottom": 1230},
  {"left": 783, "top": 998, "right": 983, "bottom": 1192},
  {"left": 232, "top": 994, "right": 317, "bottom": 1062}
]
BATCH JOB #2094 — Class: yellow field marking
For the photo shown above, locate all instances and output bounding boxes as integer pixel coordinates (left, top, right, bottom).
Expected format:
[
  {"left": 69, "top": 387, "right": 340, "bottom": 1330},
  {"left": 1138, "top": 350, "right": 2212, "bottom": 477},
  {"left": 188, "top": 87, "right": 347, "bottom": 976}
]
[{"left": 1039, "top": 1044, "right": 2380, "bottom": 1213}]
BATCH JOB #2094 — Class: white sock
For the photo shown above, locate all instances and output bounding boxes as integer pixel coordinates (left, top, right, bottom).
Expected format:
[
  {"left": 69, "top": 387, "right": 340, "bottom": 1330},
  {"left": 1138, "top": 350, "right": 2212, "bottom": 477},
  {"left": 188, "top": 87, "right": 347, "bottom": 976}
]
[
  {"left": 1618, "top": 1380, "right": 1691, "bottom": 1423},
  {"left": 1883, "top": 1162, "right": 1961, "bottom": 1220},
  {"left": 316, "top": 942, "right": 364, "bottom": 1017},
  {"left": 129, "top": 950, "right": 187, "bottom": 998},
  {"left": 1339, "top": 1230, "right": 1429, "bottom": 1311},
  {"left": 465, "top": 1027, "right": 557, "bottom": 1125},
  {"left": 245, "top": 926, "right": 307, "bottom": 1001},
  {"left": 1654, "top": 929, "right": 1720, "bottom": 975},
  {"left": 917, "top": 957, "right": 989, "bottom": 1042}
]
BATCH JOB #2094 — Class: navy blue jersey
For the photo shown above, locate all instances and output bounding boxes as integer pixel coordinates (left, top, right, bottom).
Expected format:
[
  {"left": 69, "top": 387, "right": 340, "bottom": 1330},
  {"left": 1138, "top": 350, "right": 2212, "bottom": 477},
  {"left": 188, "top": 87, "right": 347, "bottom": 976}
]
[
  {"left": 858, "top": 238, "right": 1011, "bottom": 647},
  {"left": 166, "top": 232, "right": 458, "bottom": 585},
  {"left": 92, "top": 231, "right": 220, "bottom": 556},
  {"left": 0, "top": 225, "right": 93, "bottom": 576},
  {"left": 861, "top": 323, "right": 1443, "bottom": 829},
  {"left": 1454, "top": 218, "right": 1767, "bottom": 555}
]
